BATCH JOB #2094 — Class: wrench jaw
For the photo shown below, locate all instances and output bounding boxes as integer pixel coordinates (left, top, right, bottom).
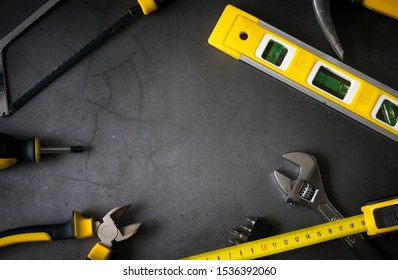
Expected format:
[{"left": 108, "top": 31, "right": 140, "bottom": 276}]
[
  {"left": 274, "top": 152, "right": 328, "bottom": 209},
  {"left": 274, "top": 171, "right": 322, "bottom": 208},
  {"left": 273, "top": 170, "right": 303, "bottom": 203}
]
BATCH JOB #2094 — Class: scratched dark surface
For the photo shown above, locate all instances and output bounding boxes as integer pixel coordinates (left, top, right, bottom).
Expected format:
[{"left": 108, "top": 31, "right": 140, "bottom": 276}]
[{"left": 0, "top": 0, "right": 397, "bottom": 260}]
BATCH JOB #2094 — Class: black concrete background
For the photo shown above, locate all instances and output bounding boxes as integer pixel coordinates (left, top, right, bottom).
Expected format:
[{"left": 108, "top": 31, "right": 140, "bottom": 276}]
[{"left": 0, "top": 0, "right": 397, "bottom": 259}]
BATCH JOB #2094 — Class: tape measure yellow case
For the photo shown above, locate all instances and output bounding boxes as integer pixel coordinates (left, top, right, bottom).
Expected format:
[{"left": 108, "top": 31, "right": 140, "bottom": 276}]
[{"left": 208, "top": 5, "right": 398, "bottom": 143}]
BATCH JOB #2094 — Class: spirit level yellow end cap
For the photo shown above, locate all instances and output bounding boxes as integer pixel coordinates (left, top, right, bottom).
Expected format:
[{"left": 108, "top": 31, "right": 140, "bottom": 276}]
[
  {"left": 209, "top": 5, "right": 260, "bottom": 59},
  {"left": 137, "top": 0, "right": 158, "bottom": 15}
]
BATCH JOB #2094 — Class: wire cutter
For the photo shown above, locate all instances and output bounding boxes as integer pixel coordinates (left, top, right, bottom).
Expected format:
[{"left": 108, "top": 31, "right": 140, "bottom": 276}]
[
  {"left": 313, "top": 0, "right": 398, "bottom": 60},
  {"left": 0, "top": 205, "right": 141, "bottom": 260}
]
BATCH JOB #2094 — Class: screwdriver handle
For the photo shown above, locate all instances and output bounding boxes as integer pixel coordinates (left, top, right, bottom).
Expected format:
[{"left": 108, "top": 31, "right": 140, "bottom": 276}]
[{"left": 0, "top": 133, "right": 40, "bottom": 170}]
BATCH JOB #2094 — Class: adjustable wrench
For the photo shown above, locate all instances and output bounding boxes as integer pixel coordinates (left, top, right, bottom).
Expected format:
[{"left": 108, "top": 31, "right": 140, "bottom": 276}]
[{"left": 274, "top": 152, "right": 384, "bottom": 259}]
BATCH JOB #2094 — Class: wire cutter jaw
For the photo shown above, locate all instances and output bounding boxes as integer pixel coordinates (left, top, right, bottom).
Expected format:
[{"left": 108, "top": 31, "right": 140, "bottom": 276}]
[
  {"left": 95, "top": 205, "right": 141, "bottom": 248},
  {"left": 88, "top": 205, "right": 141, "bottom": 260}
]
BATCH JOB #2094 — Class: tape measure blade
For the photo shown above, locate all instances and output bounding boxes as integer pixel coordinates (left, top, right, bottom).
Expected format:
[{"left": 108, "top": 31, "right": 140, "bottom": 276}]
[{"left": 182, "top": 215, "right": 366, "bottom": 260}]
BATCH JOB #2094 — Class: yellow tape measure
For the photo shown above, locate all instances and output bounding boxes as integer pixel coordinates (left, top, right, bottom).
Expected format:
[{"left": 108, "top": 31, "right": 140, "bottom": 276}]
[
  {"left": 182, "top": 196, "right": 398, "bottom": 260},
  {"left": 208, "top": 5, "right": 398, "bottom": 143}
]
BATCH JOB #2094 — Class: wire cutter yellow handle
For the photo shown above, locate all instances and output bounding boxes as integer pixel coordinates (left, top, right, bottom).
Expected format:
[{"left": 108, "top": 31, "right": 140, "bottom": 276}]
[
  {"left": 87, "top": 243, "right": 113, "bottom": 260},
  {"left": 0, "top": 211, "right": 95, "bottom": 248}
]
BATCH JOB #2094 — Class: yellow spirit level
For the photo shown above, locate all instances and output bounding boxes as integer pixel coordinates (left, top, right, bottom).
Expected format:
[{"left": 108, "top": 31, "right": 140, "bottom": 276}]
[
  {"left": 182, "top": 196, "right": 398, "bottom": 260},
  {"left": 208, "top": 5, "right": 398, "bottom": 143}
]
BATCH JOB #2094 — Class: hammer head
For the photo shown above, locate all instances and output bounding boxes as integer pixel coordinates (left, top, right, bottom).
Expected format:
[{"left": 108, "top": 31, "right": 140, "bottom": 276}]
[{"left": 312, "top": 0, "right": 344, "bottom": 60}]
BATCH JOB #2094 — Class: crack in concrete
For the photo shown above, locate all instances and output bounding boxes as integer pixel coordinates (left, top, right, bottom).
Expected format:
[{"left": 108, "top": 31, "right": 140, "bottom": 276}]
[
  {"left": 128, "top": 58, "right": 144, "bottom": 120},
  {"left": 41, "top": 173, "right": 103, "bottom": 188},
  {"left": 84, "top": 98, "right": 149, "bottom": 123},
  {"left": 87, "top": 51, "right": 134, "bottom": 77},
  {"left": 82, "top": 107, "right": 100, "bottom": 180}
]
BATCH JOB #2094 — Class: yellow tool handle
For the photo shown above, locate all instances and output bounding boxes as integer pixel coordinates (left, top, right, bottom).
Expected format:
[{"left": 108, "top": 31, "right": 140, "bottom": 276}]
[
  {"left": 362, "top": 0, "right": 398, "bottom": 20},
  {"left": 87, "top": 243, "right": 113, "bottom": 260},
  {"left": 0, "top": 158, "right": 18, "bottom": 170},
  {"left": 182, "top": 196, "right": 398, "bottom": 260},
  {"left": 137, "top": 0, "right": 159, "bottom": 15},
  {"left": 0, "top": 233, "right": 52, "bottom": 248},
  {"left": 0, "top": 133, "right": 40, "bottom": 170},
  {"left": 0, "top": 211, "right": 94, "bottom": 248}
]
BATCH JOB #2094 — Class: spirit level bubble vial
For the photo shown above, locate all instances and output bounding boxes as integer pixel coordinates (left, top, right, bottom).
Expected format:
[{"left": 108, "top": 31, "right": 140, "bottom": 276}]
[{"left": 208, "top": 5, "right": 398, "bottom": 143}]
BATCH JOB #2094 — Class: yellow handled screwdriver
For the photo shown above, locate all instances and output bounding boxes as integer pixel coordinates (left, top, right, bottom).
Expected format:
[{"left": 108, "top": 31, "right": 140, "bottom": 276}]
[{"left": 0, "top": 133, "right": 87, "bottom": 170}]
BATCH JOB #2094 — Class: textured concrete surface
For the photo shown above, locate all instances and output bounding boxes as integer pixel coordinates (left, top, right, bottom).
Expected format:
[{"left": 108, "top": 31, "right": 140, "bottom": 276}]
[{"left": 0, "top": 0, "right": 397, "bottom": 259}]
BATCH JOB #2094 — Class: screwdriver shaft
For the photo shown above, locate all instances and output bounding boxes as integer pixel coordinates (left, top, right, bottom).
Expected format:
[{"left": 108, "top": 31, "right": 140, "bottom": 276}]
[{"left": 40, "top": 146, "right": 86, "bottom": 154}]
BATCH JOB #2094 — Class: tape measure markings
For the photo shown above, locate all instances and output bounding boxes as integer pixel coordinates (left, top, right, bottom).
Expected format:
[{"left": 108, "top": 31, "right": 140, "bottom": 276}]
[{"left": 182, "top": 214, "right": 366, "bottom": 260}]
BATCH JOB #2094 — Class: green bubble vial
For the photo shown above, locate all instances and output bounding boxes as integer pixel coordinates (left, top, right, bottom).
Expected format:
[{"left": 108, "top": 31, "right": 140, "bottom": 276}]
[
  {"left": 262, "top": 40, "right": 288, "bottom": 67},
  {"left": 376, "top": 99, "right": 398, "bottom": 126},
  {"left": 313, "top": 66, "right": 351, "bottom": 100}
]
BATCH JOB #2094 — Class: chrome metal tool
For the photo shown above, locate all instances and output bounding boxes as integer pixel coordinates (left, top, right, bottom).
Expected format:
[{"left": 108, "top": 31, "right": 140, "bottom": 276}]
[
  {"left": 93, "top": 205, "right": 141, "bottom": 251},
  {"left": 273, "top": 152, "right": 384, "bottom": 259}
]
